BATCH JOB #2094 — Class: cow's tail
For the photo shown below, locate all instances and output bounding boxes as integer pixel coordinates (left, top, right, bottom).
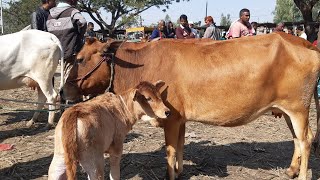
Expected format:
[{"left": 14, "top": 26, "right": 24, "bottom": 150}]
[
  {"left": 314, "top": 80, "right": 320, "bottom": 157},
  {"left": 61, "top": 109, "right": 79, "bottom": 180}
]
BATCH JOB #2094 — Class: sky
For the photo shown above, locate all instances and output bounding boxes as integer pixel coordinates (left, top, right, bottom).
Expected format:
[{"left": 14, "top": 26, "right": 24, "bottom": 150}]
[
  {"left": 140, "top": 0, "right": 277, "bottom": 26},
  {"left": 83, "top": 0, "right": 277, "bottom": 30}
]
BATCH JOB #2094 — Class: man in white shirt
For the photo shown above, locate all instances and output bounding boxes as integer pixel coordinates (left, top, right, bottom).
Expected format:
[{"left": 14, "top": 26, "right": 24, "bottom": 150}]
[{"left": 297, "top": 26, "right": 307, "bottom": 40}]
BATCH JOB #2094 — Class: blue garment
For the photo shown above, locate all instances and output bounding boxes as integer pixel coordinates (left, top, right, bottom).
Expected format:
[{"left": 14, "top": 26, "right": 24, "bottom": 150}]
[{"left": 150, "top": 29, "right": 161, "bottom": 40}]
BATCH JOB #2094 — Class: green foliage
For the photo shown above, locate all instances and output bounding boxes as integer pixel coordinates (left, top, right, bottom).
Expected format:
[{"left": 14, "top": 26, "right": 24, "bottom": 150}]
[
  {"left": 220, "top": 13, "right": 231, "bottom": 26},
  {"left": 79, "top": 0, "right": 189, "bottom": 36},
  {"left": 3, "top": 0, "right": 39, "bottom": 34},
  {"left": 273, "top": 0, "right": 320, "bottom": 23}
]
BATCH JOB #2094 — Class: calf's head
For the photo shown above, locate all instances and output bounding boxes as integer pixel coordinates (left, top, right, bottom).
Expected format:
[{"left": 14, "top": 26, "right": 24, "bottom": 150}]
[{"left": 129, "top": 80, "right": 170, "bottom": 121}]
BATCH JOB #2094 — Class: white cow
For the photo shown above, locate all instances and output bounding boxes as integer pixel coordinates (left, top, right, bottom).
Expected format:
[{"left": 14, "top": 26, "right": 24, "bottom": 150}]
[{"left": 0, "top": 30, "right": 64, "bottom": 128}]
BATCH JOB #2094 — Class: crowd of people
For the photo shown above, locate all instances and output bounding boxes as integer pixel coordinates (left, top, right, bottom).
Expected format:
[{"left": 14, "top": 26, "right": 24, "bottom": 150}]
[{"left": 30, "top": 0, "right": 316, "bottom": 64}]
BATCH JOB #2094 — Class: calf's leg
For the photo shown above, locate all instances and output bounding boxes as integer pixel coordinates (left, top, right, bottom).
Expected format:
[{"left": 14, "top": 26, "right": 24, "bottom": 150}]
[
  {"left": 175, "top": 123, "right": 186, "bottom": 176},
  {"left": 80, "top": 152, "right": 105, "bottom": 180},
  {"left": 48, "top": 154, "right": 67, "bottom": 180},
  {"left": 109, "top": 144, "right": 123, "bottom": 180}
]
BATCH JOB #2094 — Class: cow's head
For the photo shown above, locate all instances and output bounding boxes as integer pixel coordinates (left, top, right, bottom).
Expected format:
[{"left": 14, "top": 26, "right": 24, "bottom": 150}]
[
  {"left": 127, "top": 80, "right": 170, "bottom": 121},
  {"left": 61, "top": 37, "right": 114, "bottom": 102}
]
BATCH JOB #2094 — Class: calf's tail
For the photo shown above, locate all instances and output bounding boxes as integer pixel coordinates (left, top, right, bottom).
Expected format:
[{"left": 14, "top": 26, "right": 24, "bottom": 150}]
[{"left": 61, "top": 109, "right": 79, "bottom": 180}]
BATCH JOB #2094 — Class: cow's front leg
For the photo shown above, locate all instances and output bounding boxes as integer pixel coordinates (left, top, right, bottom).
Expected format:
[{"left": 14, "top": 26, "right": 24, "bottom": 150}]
[
  {"left": 164, "top": 119, "right": 182, "bottom": 180},
  {"left": 27, "top": 87, "right": 46, "bottom": 127}
]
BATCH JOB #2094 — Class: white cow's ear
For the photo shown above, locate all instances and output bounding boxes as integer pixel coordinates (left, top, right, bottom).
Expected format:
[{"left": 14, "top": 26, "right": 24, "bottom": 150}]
[{"left": 155, "top": 80, "right": 165, "bottom": 91}]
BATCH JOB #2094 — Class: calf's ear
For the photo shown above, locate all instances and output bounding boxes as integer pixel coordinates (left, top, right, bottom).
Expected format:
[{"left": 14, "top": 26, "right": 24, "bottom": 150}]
[{"left": 155, "top": 80, "right": 165, "bottom": 91}]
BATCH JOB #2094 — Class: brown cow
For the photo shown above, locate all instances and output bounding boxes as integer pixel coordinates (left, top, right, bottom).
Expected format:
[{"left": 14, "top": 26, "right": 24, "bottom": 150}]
[
  {"left": 61, "top": 33, "right": 320, "bottom": 180},
  {"left": 48, "top": 81, "right": 170, "bottom": 180}
]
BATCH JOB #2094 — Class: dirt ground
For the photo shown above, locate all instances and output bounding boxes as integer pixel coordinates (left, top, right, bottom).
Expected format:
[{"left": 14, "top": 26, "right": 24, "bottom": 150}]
[{"left": 0, "top": 71, "right": 319, "bottom": 180}]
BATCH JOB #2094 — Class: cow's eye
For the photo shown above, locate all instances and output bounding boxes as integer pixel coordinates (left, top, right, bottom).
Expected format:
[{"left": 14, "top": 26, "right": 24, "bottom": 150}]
[
  {"left": 77, "top": 58, "right": 84, "bottom": 63},
  {"left": 146, "top": 97, "right": 152, "bottom": 101}
]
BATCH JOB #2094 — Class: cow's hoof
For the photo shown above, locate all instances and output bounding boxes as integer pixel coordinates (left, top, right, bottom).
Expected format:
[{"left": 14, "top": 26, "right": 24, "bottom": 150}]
[
  {"left": 285, "top": 167, "right": 299, "bottom": 179},
  {"left": 26, "top": 120, "right": 34, "bottom": 127}
]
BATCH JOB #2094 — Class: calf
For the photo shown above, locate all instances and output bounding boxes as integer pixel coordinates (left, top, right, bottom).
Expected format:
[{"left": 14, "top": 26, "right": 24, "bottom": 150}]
[{"left": 48, "top": 81, "right": 170, "bottom": 180}]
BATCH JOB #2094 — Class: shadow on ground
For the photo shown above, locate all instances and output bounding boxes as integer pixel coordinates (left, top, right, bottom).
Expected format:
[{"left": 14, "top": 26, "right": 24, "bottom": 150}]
[{"left": 1, "top": 140, "right": 319, "bottom": 179}]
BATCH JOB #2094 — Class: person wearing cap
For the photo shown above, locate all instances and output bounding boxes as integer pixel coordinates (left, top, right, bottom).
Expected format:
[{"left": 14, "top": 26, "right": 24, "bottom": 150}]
[
  {"left": 202, "top": 16, "right": 221, "bottom": 40},
  {"left": 189, "top": 21, "right": 200, "bottom": 38},
  {"left": 176, "top": 14, "right": 195, "bottom": 39}
]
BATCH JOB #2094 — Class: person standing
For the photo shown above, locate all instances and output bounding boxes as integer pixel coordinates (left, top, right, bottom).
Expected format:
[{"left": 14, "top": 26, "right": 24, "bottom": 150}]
[
  {"left": 189, "top": 21, "right": 200, "bottom": 38},
  {"left": 149, "top": 20, "right": 167, "bottom": 40},
  {"left": 85, "top": 22, "right": 95, "bottom": 37},
  {"left": 227, "top": 8, "right": 255, "bottom": 39},
  {"left": 202, "top": 16, "right": 221, "bottom": 40},
  {"left": 31, "top": 0, "right": 56, "bottom": 31},
  {"left": 296, "top": 26, "right": 307, "bottom": 40},
  {"left": 166, "top": 21, "right": 175, "bottom": 38},
  {"left": 175, "top": 14, "right": 195, "bottom": 39},
  {"left": 273, "top": 22, "right": 284, "bottom": 32},
  {"left": 47, "top": 0, "right": 87, "bottom": 64}
]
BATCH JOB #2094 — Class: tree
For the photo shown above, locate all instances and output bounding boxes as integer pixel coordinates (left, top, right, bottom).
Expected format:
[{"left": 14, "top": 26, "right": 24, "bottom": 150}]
[
  {"left": 273, "top": 0, "right": 302, "bottom": 23},
  {"left": 164, "top": 14, "right": 171, "bottom": 23},
  {"left": 220, "top": 13, "right": 231, "bottom": 26},
  {"left": 273, "top": 0, "right": 320, "bottom": 41},
  {"left": 2, "top": 0, "right": 39, "bottom": 34},
  {"left": 79, "top": 0, "right": 189, "bottom": 36}
]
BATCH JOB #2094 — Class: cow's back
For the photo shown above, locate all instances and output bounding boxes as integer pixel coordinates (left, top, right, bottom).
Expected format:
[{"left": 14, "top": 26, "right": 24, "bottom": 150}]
[
  {"left": 0, "top": 30, "right": 62, "bottom": 89},
  {"left": 113, "top": 33, "right": 320, "bottom": 126}
]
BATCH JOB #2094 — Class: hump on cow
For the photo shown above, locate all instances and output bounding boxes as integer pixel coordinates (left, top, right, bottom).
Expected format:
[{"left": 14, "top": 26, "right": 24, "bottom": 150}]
[
  {"left": 0, "top": 30, "right": 64, "bottom": 129},
  {"left": 48, "top": 80, "right": 170, "bottom": 180}
]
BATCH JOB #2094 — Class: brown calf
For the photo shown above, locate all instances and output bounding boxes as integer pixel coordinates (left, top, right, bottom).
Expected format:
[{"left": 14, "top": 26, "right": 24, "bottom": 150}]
[{"left": 48, "top": 81, "right": 170, "bottom": 180}]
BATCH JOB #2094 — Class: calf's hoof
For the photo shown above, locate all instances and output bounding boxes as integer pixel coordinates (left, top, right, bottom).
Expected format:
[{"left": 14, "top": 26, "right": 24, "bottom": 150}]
[{"left": 285, "top": 167, "right": 299, "bottom": 179}]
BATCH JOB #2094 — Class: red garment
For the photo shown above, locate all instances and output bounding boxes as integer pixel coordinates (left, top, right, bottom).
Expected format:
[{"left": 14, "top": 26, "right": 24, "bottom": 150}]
[
  {"left": 0, "top": 144, "right": 14, "bottom": 151},
  {"left": 175, "top": 26, "right": 195, "bottom": 39},
  {"left": 312, "top": 40, "right": 317, "bottom": 47}
]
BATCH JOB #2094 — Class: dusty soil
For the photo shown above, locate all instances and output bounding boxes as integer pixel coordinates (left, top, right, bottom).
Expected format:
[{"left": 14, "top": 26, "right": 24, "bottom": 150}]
[{"left": 0, "top": 70, "right": 319, "bottom": 180}]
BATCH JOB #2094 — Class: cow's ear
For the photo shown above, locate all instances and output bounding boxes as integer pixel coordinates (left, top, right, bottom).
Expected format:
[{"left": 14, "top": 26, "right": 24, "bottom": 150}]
[
  {"left": 132, "top": 89, "right": 139, "bottom": 101},
  {"left": 85, "top": 37, "right": 96, "bottom": 45},
  {"left": 155, "top": 80, "right": 165, "bottom": 91}
]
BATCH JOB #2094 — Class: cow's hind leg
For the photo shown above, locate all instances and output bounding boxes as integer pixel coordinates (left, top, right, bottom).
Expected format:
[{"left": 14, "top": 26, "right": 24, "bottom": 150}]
[
  {"left": 26, "top": 87, "right": 46, "bottom": 127},
  {"left": 284, "top": 111, "right": 312, "bottom": 180}
]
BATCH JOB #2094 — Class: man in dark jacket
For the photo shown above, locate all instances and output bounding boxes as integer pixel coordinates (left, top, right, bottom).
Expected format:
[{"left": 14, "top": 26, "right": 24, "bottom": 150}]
[
  {"left": 47, "top": 0, "right": 87, "bottom": 63},
  {"left": 31, "top": 0, "right": 56, "bottom": 31}
]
